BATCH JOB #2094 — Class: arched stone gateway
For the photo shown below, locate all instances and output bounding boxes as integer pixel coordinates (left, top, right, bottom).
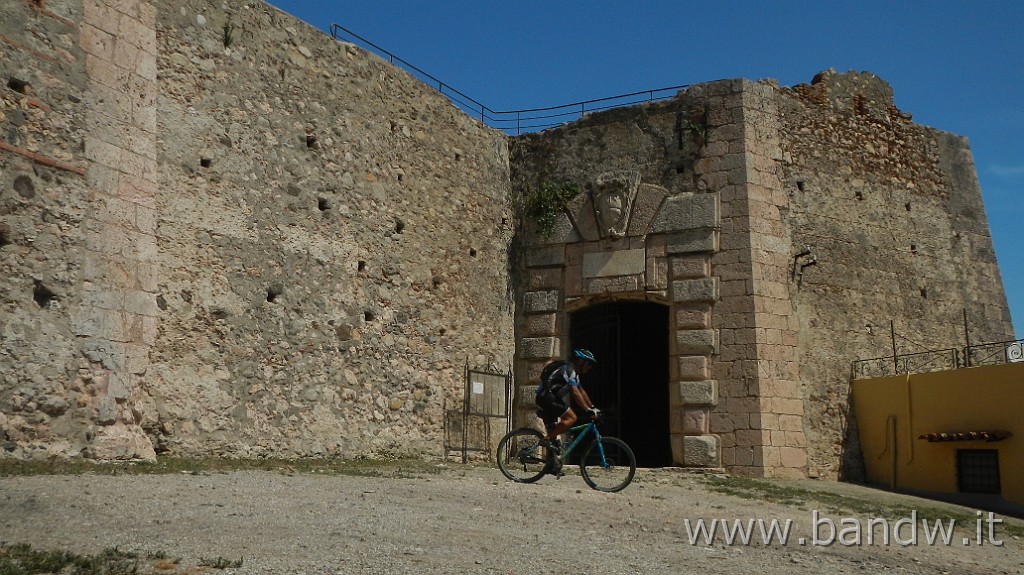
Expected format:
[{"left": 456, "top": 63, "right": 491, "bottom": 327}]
[{"left": 514, "top": 170, "right": 722, "bottom": 468}]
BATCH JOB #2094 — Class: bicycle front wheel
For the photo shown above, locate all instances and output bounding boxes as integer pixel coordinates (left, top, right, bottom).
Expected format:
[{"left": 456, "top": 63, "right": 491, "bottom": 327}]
[
  {"left": 496, "top": 428, "right": 550, "bottom": 483},
  {"left": 579, "top": 436, "right": 636, "bottom": 492}
]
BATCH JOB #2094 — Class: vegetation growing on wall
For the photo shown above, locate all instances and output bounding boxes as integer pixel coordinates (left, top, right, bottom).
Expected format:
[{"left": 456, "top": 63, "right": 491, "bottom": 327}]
[{"left": 523, "top": 181, "right": 581, "bottom": 238}]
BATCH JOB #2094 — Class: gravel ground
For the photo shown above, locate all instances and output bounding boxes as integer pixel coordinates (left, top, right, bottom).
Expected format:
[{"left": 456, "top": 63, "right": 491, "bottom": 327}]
[{"left": 2, "top": 463, "right": 1023, "bottom": 574}]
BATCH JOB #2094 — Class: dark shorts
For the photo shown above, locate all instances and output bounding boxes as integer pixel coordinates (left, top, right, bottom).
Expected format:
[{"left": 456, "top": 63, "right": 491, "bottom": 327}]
[{"left": 536, "top": 387, "right": 573, "bottom": 426}]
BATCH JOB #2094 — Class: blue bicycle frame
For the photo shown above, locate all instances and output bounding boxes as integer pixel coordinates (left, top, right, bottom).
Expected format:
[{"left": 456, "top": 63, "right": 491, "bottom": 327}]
[{"left": 554, "top": 419, "right": 610, "bottom": 466}]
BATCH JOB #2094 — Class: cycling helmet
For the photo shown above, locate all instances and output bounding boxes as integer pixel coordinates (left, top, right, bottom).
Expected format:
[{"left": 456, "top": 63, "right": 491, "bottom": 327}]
[{"left": 571, "top": 348, "right": 597, "bottom": 364}]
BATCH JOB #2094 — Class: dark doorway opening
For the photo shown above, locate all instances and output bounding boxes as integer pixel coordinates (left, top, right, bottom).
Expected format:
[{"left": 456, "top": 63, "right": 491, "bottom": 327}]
[{"left": 569, "top": 301, "right": 672, "bottom": 467}]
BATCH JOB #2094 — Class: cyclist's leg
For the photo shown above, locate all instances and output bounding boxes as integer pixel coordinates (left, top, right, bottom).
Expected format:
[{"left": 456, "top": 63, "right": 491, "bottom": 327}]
[
  {"left": 537, "top": 390, "right": 569, "bottom": 437},
  {"left": 545, "top": 405, "right": 576, "bottom": 441}
]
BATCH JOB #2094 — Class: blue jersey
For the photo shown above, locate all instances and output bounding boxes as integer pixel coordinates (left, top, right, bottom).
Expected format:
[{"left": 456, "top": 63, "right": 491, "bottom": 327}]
[{"left": 536, "top": 363, "right": 580, "bottom": 396}]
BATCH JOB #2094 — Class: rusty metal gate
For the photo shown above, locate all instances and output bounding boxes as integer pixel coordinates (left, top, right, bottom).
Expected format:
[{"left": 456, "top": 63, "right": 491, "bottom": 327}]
[{"left": 443, "top": 363, "right": 511, "bottom": 463}]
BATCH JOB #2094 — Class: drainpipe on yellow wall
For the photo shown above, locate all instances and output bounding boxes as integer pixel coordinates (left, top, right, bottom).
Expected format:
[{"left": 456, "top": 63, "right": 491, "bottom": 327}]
[
  {"left": 886, "top": 415, "right": 897, "bottom": 491},
  {"left": 904, "top": 372, "right": 914, "bottom": 464}
]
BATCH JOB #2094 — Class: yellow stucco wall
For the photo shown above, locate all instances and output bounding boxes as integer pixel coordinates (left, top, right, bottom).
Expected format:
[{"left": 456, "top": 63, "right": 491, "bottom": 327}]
[{"left": 852, "top": 363, "right": 1024, "bottom": 506}]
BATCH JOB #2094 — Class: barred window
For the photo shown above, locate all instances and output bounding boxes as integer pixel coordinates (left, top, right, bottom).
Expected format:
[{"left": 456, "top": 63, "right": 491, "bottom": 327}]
[{"left": 957, "top": 449, "right": 1000, "bottom": 494}]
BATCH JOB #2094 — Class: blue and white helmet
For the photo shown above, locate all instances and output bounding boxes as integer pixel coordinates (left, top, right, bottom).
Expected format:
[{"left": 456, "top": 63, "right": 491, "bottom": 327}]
[{"left": 571, "top": 348, "right": 597, "bottom": 364}]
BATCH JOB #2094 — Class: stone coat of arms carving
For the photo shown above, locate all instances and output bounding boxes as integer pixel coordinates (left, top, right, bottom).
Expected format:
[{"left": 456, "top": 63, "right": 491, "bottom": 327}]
[{"left": 593, "top": 171, "right": 640, "bottom": 239}]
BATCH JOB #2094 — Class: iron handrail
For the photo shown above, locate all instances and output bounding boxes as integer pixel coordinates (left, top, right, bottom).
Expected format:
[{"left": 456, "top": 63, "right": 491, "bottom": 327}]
[{"left": 328, "top": 23, "right": 688, "bottom": 135}]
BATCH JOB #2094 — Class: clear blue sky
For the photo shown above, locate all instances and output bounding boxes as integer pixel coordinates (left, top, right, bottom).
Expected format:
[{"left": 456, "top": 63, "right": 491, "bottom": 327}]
[{"left": 267, "top": 0, "right": 1022, "bottom": 339}]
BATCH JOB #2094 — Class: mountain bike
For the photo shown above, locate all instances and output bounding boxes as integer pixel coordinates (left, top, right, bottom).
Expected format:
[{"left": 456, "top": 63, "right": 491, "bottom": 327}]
[{"left": 496, "top": 415, "right": 636, "bottom": 492}]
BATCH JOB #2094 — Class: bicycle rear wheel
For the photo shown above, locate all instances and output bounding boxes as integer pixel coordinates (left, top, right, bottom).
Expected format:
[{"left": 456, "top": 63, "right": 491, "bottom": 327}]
[
  {"left": 579, "top": 436, "right": 636, "bottom": 492},
  {"left": 496, "top": 428, "right": 550, "bottom": 483}
]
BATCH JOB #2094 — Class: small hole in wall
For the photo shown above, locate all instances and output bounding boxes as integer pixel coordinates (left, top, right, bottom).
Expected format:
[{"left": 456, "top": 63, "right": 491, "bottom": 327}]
[
  {"left": 905, "top": 202, "right": 911, "bottom": 211},
  {"left": 305, "top": 132, "right": 317, "bottom": 148},
  {"left": 266, "top": 285, "right": 283, "bottom": 302},
  {"left": 318, "top": 198, "right": 330, "bottom": 212},
  {"left": 920, "top": 288, "right": 928, "bottom": 299},
  {"left": 200, "top": 158, "right": 212, "bottom": 168},
  {"left": 357, "top": 260, "right": 366, "bottom": 272},
  {"left": 910, "top": 244, "right": 918, "bottom": 254},
  {"left": 0, "top": 224, "right": 10, "bottom": 248},
  {"left": 364, "top": 310, "right": 375, "bottom": 322},
  {"left": 796, "top": 181, "right": 805, "bottom": 191},
  {"left": 855, "top": 191, "right": 863, "bottom": 200},
  {"left": 7, "top": 78, "right": 29, "bottom": 94},
  {"left": 33, "top": 281, "right": 57, "bottom": 308},
  {"left": 454, "top": 152, "right": 462, "bottom": 161},
  {"left": 395, "top": 219, "right": 405, "bottom": 234},
  {"left": 469, "top": 248, "right": 477, "bottom": 257}
]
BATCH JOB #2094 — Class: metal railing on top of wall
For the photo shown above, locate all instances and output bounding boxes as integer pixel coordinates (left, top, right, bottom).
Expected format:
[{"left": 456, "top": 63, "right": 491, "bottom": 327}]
[
  {"left": 852, "top": 339, "right": 1024, "bottom": 380},
  {"left": 329, "top": 24, "right": 688, "bottom": 135}
]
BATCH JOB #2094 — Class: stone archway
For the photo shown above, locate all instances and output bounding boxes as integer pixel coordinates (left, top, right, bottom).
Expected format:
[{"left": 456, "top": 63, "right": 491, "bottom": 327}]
[
  {"left": 516, "top": 170, "right": 722, "bottom": 469},
  {"left": 569, "top": 300, "right": 672, "bottom": 467}
]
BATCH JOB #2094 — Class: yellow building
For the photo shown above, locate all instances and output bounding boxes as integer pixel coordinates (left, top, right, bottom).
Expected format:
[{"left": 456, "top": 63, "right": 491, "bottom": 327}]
[{"left": 852, "top": 360, "right": 1024, "bottom": 512}]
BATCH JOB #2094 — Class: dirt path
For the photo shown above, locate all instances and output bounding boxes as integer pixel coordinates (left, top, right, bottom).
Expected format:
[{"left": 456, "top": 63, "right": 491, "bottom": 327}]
[{"left": 2, "top": 464, "right": 1022, "bottom": 574}]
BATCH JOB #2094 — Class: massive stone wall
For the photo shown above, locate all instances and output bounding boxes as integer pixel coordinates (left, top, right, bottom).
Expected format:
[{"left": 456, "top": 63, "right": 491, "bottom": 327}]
[
  {"left": 1, "top": 0, "right": 515, "bottom": 460},
  {"left": 150, "top": 0, "right": 514, "bottom": 458},
  {"left": 774, "top": 70, "right": 1015, "bottom": 478}
]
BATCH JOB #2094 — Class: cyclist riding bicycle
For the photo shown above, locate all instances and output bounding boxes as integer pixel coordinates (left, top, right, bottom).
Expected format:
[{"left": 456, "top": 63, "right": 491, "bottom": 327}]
[{"left": 535, "top": 348, "right": 601, "bottom": 452}]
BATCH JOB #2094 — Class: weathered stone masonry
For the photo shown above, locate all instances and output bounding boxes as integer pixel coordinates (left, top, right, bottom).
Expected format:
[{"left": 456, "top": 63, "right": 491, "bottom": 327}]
[
  {"left": 1, "top": 1, "right": 1013, "bottom": 477},
  {"left": 2, "top": 0, "right": 514, "bottom": 460},
  {"left": 1, "top": 0, "right": 159, "bottom": 459}
]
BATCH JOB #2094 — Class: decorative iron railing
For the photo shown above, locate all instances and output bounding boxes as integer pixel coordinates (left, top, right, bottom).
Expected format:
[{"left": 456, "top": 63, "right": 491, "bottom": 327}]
[
  {"left": 966, "top": 339, "right": 1024, "bottom": 367},
  {"left": 852, "top": 339, "right": 1024, "bottom": 379},
  {"left": 852, "top": 349, "right": 960, "bottom": 379}
]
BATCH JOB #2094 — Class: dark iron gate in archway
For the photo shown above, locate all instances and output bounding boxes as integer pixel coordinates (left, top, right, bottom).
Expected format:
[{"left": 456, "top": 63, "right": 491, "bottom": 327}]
[{"left": 569, "top": 301, "right": 672, "bottom": 467}]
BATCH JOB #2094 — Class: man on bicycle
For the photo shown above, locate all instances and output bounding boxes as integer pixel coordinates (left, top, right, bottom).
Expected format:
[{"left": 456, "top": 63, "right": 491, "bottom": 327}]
[{"left": 535, "top": 348, "right": 600, "bottom": 451}]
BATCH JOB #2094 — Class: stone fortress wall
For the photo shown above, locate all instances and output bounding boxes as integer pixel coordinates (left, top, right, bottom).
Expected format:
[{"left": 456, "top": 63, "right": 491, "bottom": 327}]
[
  {"left": 1, "top": 0, "right": 515, "bottom": 460},
  {"left": 510, "top": 73, "right": 1014, "bottom": 480},
  {"left": 1, "top": 0, "right": 1014, "bottom": 476}
]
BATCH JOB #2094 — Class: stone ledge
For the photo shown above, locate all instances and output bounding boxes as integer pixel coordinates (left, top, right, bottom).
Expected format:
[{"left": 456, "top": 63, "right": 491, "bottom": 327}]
[
  {"left": 671, "top": 434, "right": 721, "bottom": 467},
  {"left": 519, "top": 337, "right": 559, "bottom": 359},
  {"left": 672, "top": 277, "right": 719, "bottom": 303},
  {"left": 523, "top": 290, "right": 559, "bottom": 313},
  {"left": 526, "top": 245, "right": 565, "bottom": 267},
  {"left": 583, "top": 249, "right": 645, "bottom": 278},
  {"left": 670, "top": 379, "right": 718, "bottom": 406},
  {"left": 674, "top": 329, "right": 717, "bottom": 355},
  {"left": 666, "top": 229, "right": 719, "bottom": 254},
  {"left": 650, "top": 193, "right": 719, "bottom": 233}
]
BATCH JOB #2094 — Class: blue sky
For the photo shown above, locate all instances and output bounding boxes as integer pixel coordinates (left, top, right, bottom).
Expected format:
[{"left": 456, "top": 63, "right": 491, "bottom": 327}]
[{"left": 267, "top": 1, "right": 1022, "bottom": 338}]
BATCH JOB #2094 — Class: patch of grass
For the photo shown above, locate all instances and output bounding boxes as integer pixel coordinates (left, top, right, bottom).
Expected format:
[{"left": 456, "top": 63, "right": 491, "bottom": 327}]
[
  {"left": 0, "top": 543, "right": 139, "bottom": 575},
  {"left": 702, "top": 475, "right": 809, "bottom": 507},
  {"left": 0, "top": 456, "right": 444, "bottom": 479}
]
